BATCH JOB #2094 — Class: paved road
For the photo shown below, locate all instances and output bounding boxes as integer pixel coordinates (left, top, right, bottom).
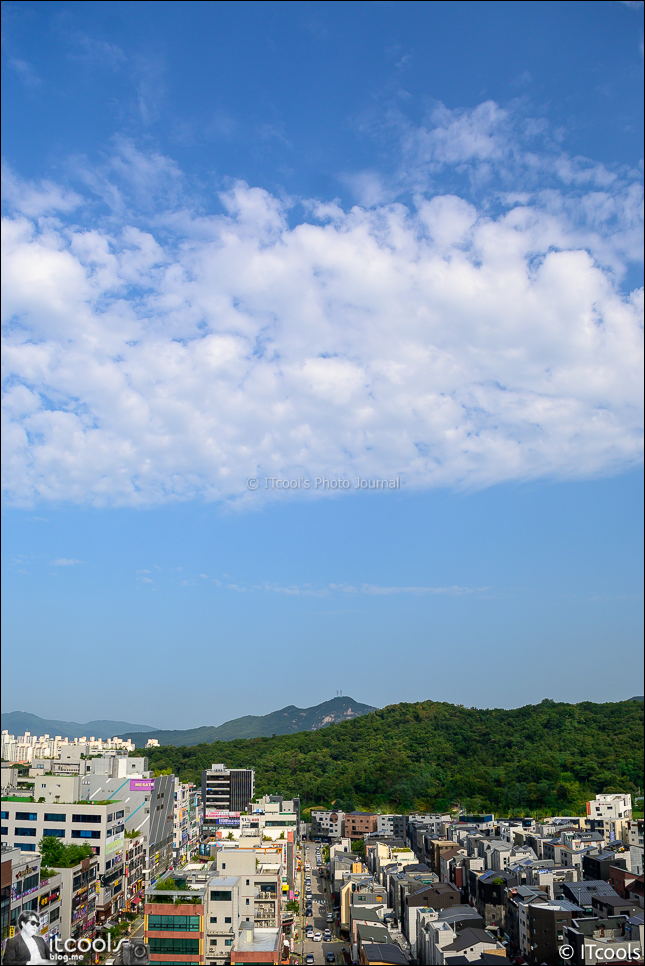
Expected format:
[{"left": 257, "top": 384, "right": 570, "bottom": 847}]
[{"left": 296, "top": 843, "right": 346, "bottom": 966}]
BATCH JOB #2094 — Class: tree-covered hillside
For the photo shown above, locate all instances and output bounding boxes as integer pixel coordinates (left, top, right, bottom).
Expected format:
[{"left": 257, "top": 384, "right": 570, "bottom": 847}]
[{"left": 139, "top": 698, "right": 643, "bottom": 815}]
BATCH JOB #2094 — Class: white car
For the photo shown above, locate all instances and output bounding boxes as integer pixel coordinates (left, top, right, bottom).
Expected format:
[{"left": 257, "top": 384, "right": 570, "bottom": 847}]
[{"left": 314, "top": 933, "right": 322, "bottom": 942}]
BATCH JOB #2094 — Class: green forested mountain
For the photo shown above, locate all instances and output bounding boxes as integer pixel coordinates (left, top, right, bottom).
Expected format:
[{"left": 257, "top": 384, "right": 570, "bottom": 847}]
[{"left": 139, "top": 698, "right": 643, "bottom": 816}]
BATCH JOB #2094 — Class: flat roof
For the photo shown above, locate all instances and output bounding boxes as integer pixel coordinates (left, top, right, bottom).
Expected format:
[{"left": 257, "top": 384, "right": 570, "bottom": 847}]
[{"left": 236, "top": 928, "right": 280, "bottom": 952}]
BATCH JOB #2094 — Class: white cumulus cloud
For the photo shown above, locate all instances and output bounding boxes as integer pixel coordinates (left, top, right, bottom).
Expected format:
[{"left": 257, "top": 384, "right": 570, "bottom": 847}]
[{"left": 1, "top": 103, "right": 643, "bottom": 507}]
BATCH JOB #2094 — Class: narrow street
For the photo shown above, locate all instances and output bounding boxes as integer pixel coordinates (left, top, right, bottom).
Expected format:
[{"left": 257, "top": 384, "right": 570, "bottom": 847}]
[{"left": 296, "top": 843, "right": 346, "bottom": 965}]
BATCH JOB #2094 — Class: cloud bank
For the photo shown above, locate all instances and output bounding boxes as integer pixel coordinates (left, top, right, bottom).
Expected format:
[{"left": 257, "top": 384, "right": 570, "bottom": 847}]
[{"left": 1, "top": 102, "right": 643, "bottom": 506}]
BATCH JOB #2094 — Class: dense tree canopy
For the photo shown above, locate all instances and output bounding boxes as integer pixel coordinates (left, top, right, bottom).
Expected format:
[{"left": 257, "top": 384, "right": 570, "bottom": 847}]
[{"left": 139, "top": 698, "right": 643, "bottom": 816}]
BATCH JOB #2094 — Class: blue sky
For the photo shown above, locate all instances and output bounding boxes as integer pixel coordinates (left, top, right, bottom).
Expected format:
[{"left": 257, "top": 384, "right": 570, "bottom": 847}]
[{"left": 1, "top": 1, "right": 643, "bottom": 728}]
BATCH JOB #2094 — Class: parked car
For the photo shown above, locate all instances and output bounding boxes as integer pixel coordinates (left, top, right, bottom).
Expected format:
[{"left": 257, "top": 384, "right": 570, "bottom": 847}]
[
  {"left": 327, "top": 913, "right": 334, "bottom": 922},
  {"left": 314, "top": 932, "right": 322, "bottom": 942},
  {"left": 323, "top": 931, "right": 331, "bottom": 941},
  {"left": 305, "top": 956, "right": 315, "bottom": 964},
  {"left": 326, "top": 955, "right": 335, "bottom": 964}
]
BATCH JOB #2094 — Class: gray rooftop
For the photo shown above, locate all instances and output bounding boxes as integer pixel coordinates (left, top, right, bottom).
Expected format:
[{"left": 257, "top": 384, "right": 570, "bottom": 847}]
[
  {"left": 360, "top": 943, "right": 408, "bottom": 965},
  {"left": 444, "top": 928, "right": 500, "bottom": 952},
  {"left": 236, "top": 928, "right": 280, "bottom": 952},
  {"left": 356, "top": 923, "right": 391, "bottom": 943}
]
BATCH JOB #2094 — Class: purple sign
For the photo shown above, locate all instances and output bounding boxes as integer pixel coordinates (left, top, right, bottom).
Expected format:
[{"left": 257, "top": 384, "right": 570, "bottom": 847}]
[{"left": 130, "top": 779, "right": 155, "bottom": 791}]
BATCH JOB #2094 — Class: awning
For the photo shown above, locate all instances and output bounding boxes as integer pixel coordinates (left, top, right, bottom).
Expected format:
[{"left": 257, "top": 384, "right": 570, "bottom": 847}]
[{"left": 130, "top": 897, "right": 143, "bottom": 905}]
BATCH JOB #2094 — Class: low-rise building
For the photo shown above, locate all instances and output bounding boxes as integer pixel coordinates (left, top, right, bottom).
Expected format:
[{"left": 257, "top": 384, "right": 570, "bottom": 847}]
[
  {"left": 525, "top": 899, "right": 583, "bottom": 964},
  {"left": 346, "top": 813, "right": 379, "bottom": 840},
  {"left": 311, "top": 809, "right": 345, "bottom": 840},
  {"left": 565, "top": 914, "right": 636, "bottom": 965}
]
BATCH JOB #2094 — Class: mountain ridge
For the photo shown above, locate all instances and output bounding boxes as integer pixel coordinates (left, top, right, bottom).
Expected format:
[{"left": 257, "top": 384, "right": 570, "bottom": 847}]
[
  {"left": 119, "top": 696, "right": 377, "bottom": 746},
  {"left": 0, "top": 711, "right": 157, "bottom": 740}
]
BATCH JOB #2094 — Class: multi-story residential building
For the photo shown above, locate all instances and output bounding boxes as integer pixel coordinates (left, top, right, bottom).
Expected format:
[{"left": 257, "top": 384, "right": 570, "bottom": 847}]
[
  {"left": 403, "top": 882, "right": 461, "bottom": 943},
  {"left": 345, "top": 813, "right": 378, "bottom": 840},
  {"left": 565, "top": 914, "right": 637, "bottom": 965},
  {"left": 524, "top": 899, "right": 583, "bottom": 964},
  {"left": 202, "top": 766, "right": 255, "bottom": 837},
  {"left": 415, "top": 906, "right": 485, "bottom": 965},
  {"left": 629, "top": 819, "right": 644, "bottom": 849},
  {"left": 1, "top": 846, "right": 63, "bottom": 958},
  {"left": 55, "top": 853, "right": 100, "bottom": 944},
  {"left": 376, "top": 815, "right": 407, "bottom": 839},
  {"left": 417, "top": 919, "right": 504, "bottom": 964},
  {"left": 473, "top": 869, "right": 519, "bottom": 927},
  {"left": 582, "top": 851, "right": 628, "bottom": 882},
  {"left": 311, "top": 809, "right": 345, "bottom": 839},
  {"left": 1, "top": 731, "right": 135, "bottom": 762},
  {"left": 586, "top": 793, "right": 633, "bottom": 821},
  {"left": 503, "top": 885, "right": 547, "bottom": 957}
]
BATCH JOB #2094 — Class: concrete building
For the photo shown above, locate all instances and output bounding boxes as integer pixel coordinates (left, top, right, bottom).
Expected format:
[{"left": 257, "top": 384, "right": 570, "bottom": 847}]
[
  {"left": 174, "top": 781, "right": 194, "bottom": 865},
  {"left": 78, "top": 770, "right": 176, "bottom": 894},
  {"left": 124, "top": 832, "right": 145, "bottom": 912},
  {"left": 1, "top": 798, "right": 127, "bottom": 922},
  {"left": 231, "top": 922, "right": 283, "bottom": 966},
  {"left": 145, "top": 878, "right": 206, "bottom": 966},
  {"left": 565, "top": 914, "right": 637, "bottom": 965},
  {"left": 587, "top": 794, "right": 633, "bottom": 821},
  {"left": 311, "top": 809, "right": 345, "bottom": 840},
  {"left": 1, "top": 846, "right": 63, "bottom": 957},
  {"left": 55, "top": 853, "right": 100, "bottom": 944},
  {"left": 1, "top": 731, "right": 135, "bottom": 763},
  {"left": 376, "top": 816, "right": 407, "bottom": 840},
  {"left": 416, "top": 906, "right": 485, "bottom": 965},
  {"left": 145, "top": 849, "right": 283, "bottom": 966},
  {"left": 346, "top": 813, "right": 379, "bottom": 840},
  {"left": 202, "top": 765, "right": 255, "bottom": 834},
  {"left": 525, "top": 899, "right": 584, "bottom": 964}
]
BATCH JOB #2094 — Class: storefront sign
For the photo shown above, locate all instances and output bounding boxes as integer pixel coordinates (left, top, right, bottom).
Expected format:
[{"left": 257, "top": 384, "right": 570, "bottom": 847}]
[{"left": 129, "top": 779, "right": 155, "bottom": 791}]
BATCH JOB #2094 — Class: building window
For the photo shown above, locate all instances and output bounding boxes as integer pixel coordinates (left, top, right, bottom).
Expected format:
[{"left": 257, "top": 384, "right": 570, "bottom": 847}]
[
  {"left": 71, "top": 830, "right": 100, "bottom": 839},
  {"left": 14, "top": 843, "right": 36, "bottom": 851},
  {"left": 15, "top": 813, "right": 37, "bottom": 821},
  {"left": 15, "top": 828, "right": 37, "bottom": 837},
  {"left": 210, "top": 917, "right": 217, "bottom": 924},
  {"left": 147, "top": 916, "right": 200, "bottom": 932},
  {"left": 44, "top": 814, "right": 66, "bottom": 822},
  {"left": 148, "top": 939, "right": 200, "bottom": 955},
  {"left": 43, "top": 829, "right": 65, "bottom": 837},
  {"left": 224, "top": 917, "right": 232, "bottom": 924},
  {"left": 210, "top": 891, "right": 232, "bottom": 901},
  {"left": 72, "top": 815, "right": 101, "bottom": 824},
  {"left": 225, "top": 940, "right": 232, "bottom": 947},
  {"left": 245, "top": 899, "right": 249, "bottom": 906},
  {"left": 1, "top": 811, "right": 8, "bottom": 819}
]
